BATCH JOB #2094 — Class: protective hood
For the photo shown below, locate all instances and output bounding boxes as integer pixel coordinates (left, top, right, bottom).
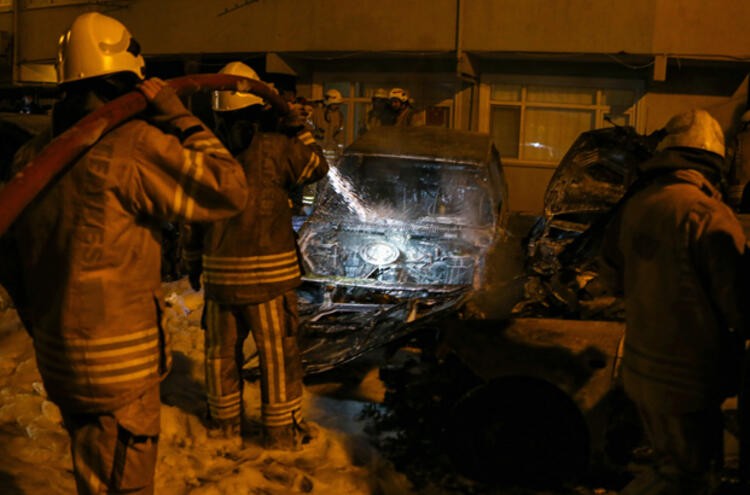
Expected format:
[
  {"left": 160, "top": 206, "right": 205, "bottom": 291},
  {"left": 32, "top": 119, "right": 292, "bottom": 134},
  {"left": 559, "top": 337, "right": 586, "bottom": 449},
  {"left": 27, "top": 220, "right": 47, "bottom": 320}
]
[{"left": 637, "top": 147, "right": 726, "bottom": 186}]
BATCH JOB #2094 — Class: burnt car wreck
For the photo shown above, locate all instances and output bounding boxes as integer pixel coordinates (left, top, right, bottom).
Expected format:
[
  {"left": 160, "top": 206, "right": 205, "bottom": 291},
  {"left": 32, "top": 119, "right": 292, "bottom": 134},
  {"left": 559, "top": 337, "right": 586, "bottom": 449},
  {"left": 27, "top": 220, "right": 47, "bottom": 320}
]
[
  {"left": 517, "top": 123, "right": 662, "bottom": 320},
  {"left": 349, "top": 124, "right": 663, "bottom": 487},
  {"left": 295, "top": 126, "right": 508, "bottom": 373}
]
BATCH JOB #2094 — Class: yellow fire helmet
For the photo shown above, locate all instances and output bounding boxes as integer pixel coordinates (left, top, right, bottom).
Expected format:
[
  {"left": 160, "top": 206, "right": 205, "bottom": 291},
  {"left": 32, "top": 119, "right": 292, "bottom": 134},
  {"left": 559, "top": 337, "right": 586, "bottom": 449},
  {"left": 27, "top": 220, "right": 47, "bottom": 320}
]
[
  {"left": 324, "top": 89, "right": 343, "bottom": 105},
  {"left": 657, "top": 109, "right": 725, "bottom": 158},
  {"left": 212, "top": 62, "right": 264, "bottom": 112},
  {"left": 388, "top": 87, "right": 409, "bottom": 103},
  {"left": 57, "top": 12, "right": 145, "bottom": 84}
]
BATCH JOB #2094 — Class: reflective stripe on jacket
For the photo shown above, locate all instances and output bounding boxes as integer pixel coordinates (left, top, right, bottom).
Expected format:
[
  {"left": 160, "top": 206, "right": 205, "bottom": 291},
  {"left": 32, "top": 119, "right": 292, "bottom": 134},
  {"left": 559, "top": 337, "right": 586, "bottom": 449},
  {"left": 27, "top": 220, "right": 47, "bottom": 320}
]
[
  {"left": 6, "top": 112, "right": 248, "bottom": 413},
  {"left": 197, "top": 129, "right": 328, "bottom": 304}
]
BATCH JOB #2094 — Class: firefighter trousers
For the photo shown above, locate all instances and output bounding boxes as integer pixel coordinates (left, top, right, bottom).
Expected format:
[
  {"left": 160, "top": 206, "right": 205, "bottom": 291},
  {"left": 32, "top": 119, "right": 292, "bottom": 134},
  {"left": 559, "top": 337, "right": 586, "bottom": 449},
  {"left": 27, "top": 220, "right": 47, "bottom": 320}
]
[
  {"left": 61, "top": 385, "right": 160, "bottom": 495},
  {"left": 204, "top": 291, "right": 304, "bottom": 430},
  {"left": 621, "top": 403, "right": 723, "bottom": 495}
]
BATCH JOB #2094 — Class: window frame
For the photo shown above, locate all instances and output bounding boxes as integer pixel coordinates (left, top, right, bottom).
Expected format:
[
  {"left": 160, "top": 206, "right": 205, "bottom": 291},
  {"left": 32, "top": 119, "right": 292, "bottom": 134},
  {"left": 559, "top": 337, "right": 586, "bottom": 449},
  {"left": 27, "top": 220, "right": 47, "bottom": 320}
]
[
  {"left": 312, "top": 72, "right": 461, "bottom": 145},
  {"left": 479, "top": 75, "right": 644, "bottom": 169}
]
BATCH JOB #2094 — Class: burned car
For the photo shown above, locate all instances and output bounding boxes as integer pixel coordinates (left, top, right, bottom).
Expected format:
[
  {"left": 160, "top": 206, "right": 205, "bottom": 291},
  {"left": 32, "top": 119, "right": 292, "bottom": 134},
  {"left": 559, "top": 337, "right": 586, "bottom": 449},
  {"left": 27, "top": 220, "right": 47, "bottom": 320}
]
[
  {"left": 364, "top": 125, "right": 664, "bottom": 488},
  {"left": 296, "top": 126, "right": 508, "bottom": 373},
  {"left": 516, "top": 123, "right": 661, "bottom": 320}
]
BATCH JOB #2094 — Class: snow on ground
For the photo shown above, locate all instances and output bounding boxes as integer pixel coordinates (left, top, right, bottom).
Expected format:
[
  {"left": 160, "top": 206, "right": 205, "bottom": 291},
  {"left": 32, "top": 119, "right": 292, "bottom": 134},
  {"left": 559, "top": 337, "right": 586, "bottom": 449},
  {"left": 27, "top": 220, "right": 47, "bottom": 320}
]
[{"left": 0, "top": 278, "right": 414, "bottom": 495}]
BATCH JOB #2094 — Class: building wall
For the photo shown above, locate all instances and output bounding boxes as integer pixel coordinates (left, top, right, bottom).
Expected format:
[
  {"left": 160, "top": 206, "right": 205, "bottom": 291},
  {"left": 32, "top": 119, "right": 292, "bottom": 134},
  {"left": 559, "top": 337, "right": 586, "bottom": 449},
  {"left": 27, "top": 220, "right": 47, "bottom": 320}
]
[
  {"left": 462, "top": 0, "right": 657, "bottom": 54},
  {"left": 0, "top": 0, "right": 458, "bottom": 64},
  {"left": 462, "top": 0, "right": 750, "bottom": 58},
  {"left": 503, "top": 165, "right": 556, "bottom": 214},
  {"left": 3, "top": 0, "right": 750, "bottom": 64},
  {"left": 652, "top": 1, "right": 750, "bottom": 57}
]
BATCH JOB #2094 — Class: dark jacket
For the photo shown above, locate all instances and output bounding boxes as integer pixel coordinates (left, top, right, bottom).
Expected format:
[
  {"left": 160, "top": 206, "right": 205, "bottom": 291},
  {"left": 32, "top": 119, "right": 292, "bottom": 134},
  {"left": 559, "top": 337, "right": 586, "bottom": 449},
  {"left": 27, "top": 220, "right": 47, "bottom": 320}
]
[
  {"left": 187, "top": 129, "right": 328, "bottom": 304},
  {"left": 602, "top": 149, "right": 747, "bottom": 412},
  {"left": 0, "top": 103, "right": 247, "bottom": 413}
]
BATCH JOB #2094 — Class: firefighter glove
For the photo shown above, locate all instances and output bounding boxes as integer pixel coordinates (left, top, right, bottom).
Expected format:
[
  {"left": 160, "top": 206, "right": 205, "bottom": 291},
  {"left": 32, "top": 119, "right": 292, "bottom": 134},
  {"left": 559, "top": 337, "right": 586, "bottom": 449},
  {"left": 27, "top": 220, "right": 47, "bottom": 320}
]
[{"left": 138, "top": 78, "right": 190, "bottom": 120}]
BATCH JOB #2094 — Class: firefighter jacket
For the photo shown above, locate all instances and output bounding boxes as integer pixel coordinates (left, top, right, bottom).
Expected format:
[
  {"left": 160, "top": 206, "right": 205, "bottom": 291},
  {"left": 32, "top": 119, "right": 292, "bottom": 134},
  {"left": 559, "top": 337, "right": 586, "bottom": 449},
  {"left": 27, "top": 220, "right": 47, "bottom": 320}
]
[
  {"left": 187, "top": 129, "right": 328, "bottom": 305},
  {"left": 602, "top": 149, "right": 747, "bottom": 413},
  {"left": 394, "top": 107, "right": 414, "bottom": 127},
  {"left": 360, "top": 107, "right": 393, "bottom": 135},
  {"left": 0, "top": 100, "right": 248, "bottom": 414},
  {"left": 312, "top": 106, "right": 344, "bottom": 150}
]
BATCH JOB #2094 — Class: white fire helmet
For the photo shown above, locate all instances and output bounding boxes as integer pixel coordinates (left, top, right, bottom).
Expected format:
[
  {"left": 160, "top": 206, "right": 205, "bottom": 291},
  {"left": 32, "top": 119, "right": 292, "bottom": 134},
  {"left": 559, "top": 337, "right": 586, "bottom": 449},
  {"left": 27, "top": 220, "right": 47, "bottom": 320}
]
[
  {"left": 389, "top": 88, "right": 409, "bottom": 103},
  {"left": 212, "top": 62, "right": 264, "bottom": 112},
  {"left": 57, "top": 12, "right": 146, "bottom": 84},
  {"left": 324, "top": 89, "right": 343, "bottom": 105},
  {"left": 656, "top": 109, "right": 725, "bottom": 158}
]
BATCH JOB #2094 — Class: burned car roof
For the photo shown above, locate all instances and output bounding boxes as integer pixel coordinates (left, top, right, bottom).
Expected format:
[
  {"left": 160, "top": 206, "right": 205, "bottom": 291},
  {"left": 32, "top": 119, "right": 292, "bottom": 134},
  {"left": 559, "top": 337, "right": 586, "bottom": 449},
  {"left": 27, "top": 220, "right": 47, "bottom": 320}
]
[
  {"left": 345, "top": 126, "right": 497, "bottom": 165},
  {"left": 295, "top": 126, "right": 508, "bottom": 373}
]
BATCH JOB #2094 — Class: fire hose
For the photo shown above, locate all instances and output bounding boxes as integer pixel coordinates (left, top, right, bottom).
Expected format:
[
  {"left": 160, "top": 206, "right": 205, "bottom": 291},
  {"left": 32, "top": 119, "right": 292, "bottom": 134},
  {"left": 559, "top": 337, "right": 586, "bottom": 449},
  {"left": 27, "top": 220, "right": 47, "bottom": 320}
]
[{"left": 0, "top": 74, "right": 288, "bottom": 236}]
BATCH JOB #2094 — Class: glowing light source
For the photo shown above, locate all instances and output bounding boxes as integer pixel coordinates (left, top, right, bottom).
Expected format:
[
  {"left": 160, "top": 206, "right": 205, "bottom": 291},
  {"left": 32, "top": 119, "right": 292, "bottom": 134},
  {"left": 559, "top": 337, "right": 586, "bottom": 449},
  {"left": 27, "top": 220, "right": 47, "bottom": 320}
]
[{"left": 360, "top": 241, "right": 400, "bottom": 266}]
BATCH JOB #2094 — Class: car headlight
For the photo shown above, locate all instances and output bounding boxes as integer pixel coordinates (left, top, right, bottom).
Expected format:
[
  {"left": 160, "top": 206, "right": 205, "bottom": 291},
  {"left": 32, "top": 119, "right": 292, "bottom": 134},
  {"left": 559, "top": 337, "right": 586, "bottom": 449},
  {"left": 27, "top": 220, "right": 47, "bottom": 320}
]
[{"left": 360, "top": 241, "right": 400, "bottom": 266}]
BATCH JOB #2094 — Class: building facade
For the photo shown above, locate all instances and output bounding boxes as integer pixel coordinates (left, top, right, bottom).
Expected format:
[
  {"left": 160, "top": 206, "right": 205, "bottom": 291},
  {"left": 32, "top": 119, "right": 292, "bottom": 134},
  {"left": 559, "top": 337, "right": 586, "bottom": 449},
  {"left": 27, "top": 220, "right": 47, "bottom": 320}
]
[{"left": 1, "top": 0, "right": 748, "bottom": 211}]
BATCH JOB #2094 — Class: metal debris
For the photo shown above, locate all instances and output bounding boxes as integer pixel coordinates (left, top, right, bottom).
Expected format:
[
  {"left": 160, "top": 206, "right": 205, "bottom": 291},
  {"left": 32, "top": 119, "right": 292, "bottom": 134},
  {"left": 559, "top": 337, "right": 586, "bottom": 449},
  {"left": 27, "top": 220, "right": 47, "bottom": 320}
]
[{"left": 517, "top": 124, "right": 661, "bottom": 320}]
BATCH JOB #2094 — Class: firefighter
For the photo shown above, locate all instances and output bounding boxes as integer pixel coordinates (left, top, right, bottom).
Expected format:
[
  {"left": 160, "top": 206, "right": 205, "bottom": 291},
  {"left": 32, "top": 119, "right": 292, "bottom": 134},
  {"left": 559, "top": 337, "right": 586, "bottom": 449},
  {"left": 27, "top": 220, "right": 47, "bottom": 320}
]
[
  {"left": 359, "top": 87, "right": 392, "bottom": 134},
  {"left": 602, "top": 109, "right": 747, "bottom": 495},
  {"left": 183, "top": 61, "right": 328, "bottom": 450},
  {"left": 0, "top": 12, "right": 248, "bottom": 495},
  {"left": 387, "top": 87, "right": 414, "bottom": 126},
  {"left": 311, "top": 88, "right": 344, "bottom": 155}
]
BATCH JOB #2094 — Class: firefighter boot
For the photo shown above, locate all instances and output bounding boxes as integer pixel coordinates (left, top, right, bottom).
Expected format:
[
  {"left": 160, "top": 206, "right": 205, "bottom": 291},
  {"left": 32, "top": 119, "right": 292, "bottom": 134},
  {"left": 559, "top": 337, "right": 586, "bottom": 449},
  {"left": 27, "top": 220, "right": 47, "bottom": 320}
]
[
  {"left": 263, "top": 419, "right": 319, "bottom": 451},
  {"left": 207, "top": 416, "right": 242, "bottom": 452}
]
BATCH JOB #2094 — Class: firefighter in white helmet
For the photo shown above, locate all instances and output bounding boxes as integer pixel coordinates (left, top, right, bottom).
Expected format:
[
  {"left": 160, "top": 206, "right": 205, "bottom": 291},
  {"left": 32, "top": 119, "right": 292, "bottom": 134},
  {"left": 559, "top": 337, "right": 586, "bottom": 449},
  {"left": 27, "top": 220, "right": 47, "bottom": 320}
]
[
  {"left": 387, "top": 87, "right": 414, "bottom": 126},
  {"left": 602, "top": 109, "right": 747, "bottom": 495},
  {"left": 0, "top": 12, "right": 247, "bottom": 494},
  {"left": 312, "top": 88, "right": 344, "bottom": 155},
  {"left": 183, "top": 61, "right": 327, "bottom": 450},
  {"left": 359, "top": 87, "right": 393, "bottom": 135}
]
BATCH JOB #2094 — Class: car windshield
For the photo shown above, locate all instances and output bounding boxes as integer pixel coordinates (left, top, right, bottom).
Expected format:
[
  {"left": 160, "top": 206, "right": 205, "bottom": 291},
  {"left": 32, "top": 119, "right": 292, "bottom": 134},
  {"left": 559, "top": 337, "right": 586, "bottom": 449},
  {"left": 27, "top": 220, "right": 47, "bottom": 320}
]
[{"left": 314, "top": 154, "right": 494, "bottom": 227}]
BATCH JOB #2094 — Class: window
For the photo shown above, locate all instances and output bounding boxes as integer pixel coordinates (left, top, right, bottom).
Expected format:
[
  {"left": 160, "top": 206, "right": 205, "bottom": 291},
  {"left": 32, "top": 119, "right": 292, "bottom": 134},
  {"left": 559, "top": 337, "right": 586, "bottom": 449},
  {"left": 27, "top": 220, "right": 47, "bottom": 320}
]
[
  {"left": 484, "top": 78, "right": 640, "bottom": 165},
  {"left": 315, "top": 75, "right": 459, "bottom": 145}
]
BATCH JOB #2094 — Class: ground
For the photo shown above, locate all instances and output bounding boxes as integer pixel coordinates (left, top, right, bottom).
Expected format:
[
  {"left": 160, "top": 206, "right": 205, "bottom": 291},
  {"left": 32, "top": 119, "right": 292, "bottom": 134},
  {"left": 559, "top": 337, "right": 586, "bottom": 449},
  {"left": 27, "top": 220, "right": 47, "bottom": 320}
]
[
  {"left": 0, "top": 275, "right": 634, "bottom": 495},
  {"left": 0, "top": 278, "right": 416, "bottom": 495}
]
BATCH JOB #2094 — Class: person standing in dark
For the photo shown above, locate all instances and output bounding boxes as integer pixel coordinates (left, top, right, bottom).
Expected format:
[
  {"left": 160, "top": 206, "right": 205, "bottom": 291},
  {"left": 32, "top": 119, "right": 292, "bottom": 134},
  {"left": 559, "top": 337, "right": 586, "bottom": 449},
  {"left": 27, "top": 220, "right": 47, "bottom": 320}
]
[
  {"left": 359, "top": 87, "right": 391, "bottom": 134},
  {"left": 184, "top": 62, "right": 328, "bottom": 450},
  {"left": 0, "top": 12, "right": 247, "bottom": 494},
  {"left": 602, "top": 109, "right": 748, "bottom": 495},
  {"left": 386, "top": 87, "right": 414, "bottom": 126},
  {"left": 312, "top": 88, "right": 345, "bottom": 156}
]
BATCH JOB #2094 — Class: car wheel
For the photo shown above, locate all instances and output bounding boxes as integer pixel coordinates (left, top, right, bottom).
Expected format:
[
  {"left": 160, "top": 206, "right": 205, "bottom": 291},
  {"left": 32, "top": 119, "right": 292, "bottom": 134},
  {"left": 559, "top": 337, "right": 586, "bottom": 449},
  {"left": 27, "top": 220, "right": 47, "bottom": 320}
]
[{"left": 445, "top": 375, "right": 590, "bottom": 486}]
